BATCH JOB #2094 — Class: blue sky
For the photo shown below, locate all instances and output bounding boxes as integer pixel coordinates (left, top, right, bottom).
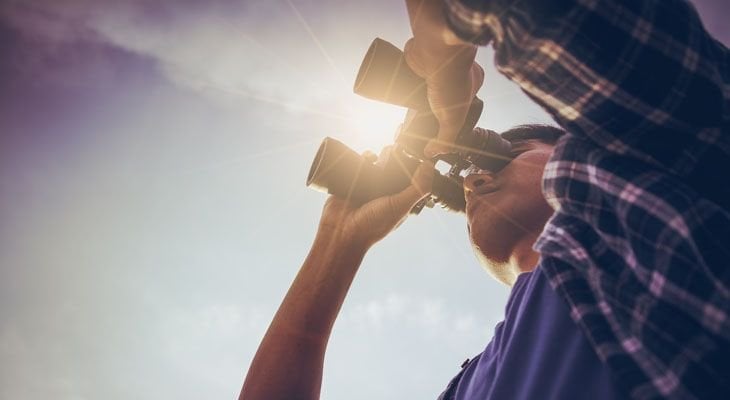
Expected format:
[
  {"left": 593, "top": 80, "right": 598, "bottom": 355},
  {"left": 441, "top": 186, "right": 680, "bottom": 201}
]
[{"left": 1, "top": 1, "right": 727, "bottom": 399}]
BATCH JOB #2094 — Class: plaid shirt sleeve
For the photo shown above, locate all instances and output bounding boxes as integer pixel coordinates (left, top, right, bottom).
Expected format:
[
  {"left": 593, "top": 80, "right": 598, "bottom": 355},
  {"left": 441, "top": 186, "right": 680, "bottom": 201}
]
[{"left": 444, "top": 0, "right": 730, "bottom": 399}]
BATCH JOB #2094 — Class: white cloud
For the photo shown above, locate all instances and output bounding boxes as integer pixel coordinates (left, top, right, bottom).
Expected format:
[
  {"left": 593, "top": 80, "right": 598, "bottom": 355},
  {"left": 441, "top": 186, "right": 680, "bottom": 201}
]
[
  {"left": 349, "top": 293, "right": 409, "bottom": 331},
  {"left": 0, "top": 0, "right": 419, "bottom": 150},
  {"left": 417, "top": 298, "right": 446, "bottom": 327},
  {"left": 345, "top": 293, "right": 482, "bottom": 340},
  {"left": 0, "top": 1, "right": 346, "bottom": 112},
  {"left": 454, "top": 314, "right": 477, "bottom": 333}
]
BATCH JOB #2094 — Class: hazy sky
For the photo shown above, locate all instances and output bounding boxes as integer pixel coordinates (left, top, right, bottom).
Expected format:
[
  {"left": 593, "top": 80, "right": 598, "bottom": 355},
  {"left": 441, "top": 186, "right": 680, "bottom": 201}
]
[{"left": 1, "top": 1, "right": 728, "bottom": 399}]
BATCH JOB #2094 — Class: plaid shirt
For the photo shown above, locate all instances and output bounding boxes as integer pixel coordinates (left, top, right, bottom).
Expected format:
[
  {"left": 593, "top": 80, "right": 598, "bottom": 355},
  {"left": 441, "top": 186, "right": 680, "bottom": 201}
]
[{"left": 444, "top": 0, "right": 730, "bottom": 398}]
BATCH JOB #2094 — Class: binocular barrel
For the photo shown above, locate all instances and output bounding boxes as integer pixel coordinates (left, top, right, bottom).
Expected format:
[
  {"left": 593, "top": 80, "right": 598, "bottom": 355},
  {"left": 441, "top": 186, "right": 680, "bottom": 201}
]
[
  {"left": 354, "top": 38, "right": 430, "bottom": 111},
  {"left": 307, "top": 137, "right": 466, "bottom": 212}
]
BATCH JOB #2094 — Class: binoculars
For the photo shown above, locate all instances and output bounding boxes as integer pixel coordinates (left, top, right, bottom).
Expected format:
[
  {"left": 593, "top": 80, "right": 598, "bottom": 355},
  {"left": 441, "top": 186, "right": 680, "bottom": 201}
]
[{"left": 306, "top": 38, "right": 514, "bottom": 213}]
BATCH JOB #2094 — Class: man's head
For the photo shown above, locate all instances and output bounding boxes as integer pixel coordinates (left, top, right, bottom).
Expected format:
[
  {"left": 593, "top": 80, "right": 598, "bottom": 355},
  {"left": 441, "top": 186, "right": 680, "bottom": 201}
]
[{"left": 464, "top": 124, "right": 565, "bottom": 285}]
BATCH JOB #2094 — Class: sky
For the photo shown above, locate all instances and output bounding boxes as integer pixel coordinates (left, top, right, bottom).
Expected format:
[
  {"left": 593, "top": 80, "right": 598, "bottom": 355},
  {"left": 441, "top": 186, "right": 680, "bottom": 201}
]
[{"left": 1, "top": 1, "right": 728, "bottom": 399}]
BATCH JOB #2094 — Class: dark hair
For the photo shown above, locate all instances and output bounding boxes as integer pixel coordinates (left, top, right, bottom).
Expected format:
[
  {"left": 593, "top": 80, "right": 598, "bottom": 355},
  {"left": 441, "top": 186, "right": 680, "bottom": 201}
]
[{"left": 500, "top": 124, "right": 566, "bottom": 145}]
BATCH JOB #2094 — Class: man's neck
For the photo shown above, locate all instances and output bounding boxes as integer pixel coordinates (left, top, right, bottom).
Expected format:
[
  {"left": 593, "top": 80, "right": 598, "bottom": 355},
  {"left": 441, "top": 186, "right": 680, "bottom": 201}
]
[{"left": 504, "top": 231, "right": 541, "bottom": 286}]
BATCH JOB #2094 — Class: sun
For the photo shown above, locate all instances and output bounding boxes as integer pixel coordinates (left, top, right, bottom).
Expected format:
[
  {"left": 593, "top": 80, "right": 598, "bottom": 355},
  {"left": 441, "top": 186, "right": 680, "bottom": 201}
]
[{"left": 341, "top": 95, "right": 408, "bottom": 155}]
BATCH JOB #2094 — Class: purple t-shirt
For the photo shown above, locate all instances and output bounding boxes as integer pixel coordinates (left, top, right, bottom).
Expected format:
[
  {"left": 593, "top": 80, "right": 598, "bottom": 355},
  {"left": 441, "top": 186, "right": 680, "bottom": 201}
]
[{"left": 441, "top": 268, "right": 623, "bottom": 399}]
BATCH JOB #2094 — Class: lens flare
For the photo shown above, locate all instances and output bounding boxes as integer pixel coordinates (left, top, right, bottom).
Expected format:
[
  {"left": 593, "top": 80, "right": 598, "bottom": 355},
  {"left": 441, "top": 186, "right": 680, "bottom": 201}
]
[{"left": 344, "top": 96, "right": 406, "bottom": 153}]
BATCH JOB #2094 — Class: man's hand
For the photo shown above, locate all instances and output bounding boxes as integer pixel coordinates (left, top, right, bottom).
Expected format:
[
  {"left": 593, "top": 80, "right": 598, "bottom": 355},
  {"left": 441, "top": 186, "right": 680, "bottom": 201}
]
[
  {"left": 404, "top": 0, "right": 482, "bottom": 158},
  {"left": 317, "top": 160, "right": 434, "bottom": 251}
]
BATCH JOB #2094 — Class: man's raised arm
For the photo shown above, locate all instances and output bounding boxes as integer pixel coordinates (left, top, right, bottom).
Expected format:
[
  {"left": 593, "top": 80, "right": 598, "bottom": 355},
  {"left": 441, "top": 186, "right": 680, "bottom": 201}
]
[{"left": 239, "top": 163, "right": 433, "bottom": 400}]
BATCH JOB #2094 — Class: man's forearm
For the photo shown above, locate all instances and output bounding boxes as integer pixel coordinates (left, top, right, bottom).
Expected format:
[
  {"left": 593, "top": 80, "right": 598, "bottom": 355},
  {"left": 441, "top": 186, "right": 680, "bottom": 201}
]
[{"left": 240, "top": 232, "right": 367, "bottom": 400}]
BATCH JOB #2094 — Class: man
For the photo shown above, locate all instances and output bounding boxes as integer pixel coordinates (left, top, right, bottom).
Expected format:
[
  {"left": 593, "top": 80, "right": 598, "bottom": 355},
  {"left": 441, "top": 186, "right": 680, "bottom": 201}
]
[
  {"left": 241, "top": 123, "right": 589, "bottom": 400},
  {"left": 440, "top": 125, "right": 628, "bottom": 399},
  {"left": 404, "top": 0, "right": 730, "bottom": 398},
  {"left": 241, "top": 0, "right": 729, "bottom": 398}
]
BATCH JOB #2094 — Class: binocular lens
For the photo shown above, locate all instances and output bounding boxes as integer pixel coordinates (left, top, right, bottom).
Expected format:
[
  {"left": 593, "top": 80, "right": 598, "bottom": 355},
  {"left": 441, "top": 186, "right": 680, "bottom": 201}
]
[{"left": 307, "top": 137, "right": 381, "bottom": 204}]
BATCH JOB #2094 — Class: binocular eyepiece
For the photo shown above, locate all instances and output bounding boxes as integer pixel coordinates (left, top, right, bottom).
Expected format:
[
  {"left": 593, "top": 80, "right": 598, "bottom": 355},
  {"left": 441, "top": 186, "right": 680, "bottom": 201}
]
[{"left": 306, "top": 38, "right": 514, "bottom": 213}]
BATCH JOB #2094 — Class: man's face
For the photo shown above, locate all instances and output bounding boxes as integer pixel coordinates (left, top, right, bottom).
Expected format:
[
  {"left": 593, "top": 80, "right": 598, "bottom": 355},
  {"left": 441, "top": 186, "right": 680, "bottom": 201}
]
[{"left": 464, "top": 139, "right": 555, "bottom": 281}]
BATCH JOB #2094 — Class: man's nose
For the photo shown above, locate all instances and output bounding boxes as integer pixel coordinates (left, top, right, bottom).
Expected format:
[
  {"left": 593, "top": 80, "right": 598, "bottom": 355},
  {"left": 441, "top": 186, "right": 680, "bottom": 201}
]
[{"left": 464, "top": 172, "right": 495, "bottom": 195}]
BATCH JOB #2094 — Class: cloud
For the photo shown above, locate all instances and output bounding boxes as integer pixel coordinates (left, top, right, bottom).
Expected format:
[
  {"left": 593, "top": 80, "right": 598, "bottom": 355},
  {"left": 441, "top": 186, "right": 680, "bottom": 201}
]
[
  {"left": 5, "top": 1, "right": 423, "bottom": 156},
  {"left": 349, "top": 293, "right": 409, "bottom": 330},
  {"left": 0, "top": 2, "right": 161, "bottom": 88},
  {"left": 0, "top": 1, "right": 350, "bottom": 112},
  {"left": 346, "top": 292, "right": 481, "bottom": 340},
  {"left": 162, "top": 303, "right": 269, "bottom": 347},
  {"left": 2, "top": 0, "right": 726, "bottom": 115},
  {"left": 0, "top": 0, "right": 96, "bottom": 44},
  {"left": 0, "top": 0, "right": 417, "bottom": 151}
]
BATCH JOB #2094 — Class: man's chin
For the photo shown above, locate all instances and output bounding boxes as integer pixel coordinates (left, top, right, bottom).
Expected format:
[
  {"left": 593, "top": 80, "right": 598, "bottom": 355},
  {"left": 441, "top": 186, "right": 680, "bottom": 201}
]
[{"left": 470, "top": 234, "right": 510, "bottom": 266}]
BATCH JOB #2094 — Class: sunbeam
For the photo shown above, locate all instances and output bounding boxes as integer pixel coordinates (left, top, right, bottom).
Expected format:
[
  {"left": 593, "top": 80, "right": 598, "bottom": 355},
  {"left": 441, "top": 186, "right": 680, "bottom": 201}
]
[
  {"left": 174, "top": 138, "right": 323, "bottom": 177},
  {"left": 209, "top": 13, "right": 341, "bottom": 101},
  {"left": 285, "top": 0, "right": 348, "bottom": 87},
  {"left": 165, "top": 65, "right": 353, "bottom": 122}
]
